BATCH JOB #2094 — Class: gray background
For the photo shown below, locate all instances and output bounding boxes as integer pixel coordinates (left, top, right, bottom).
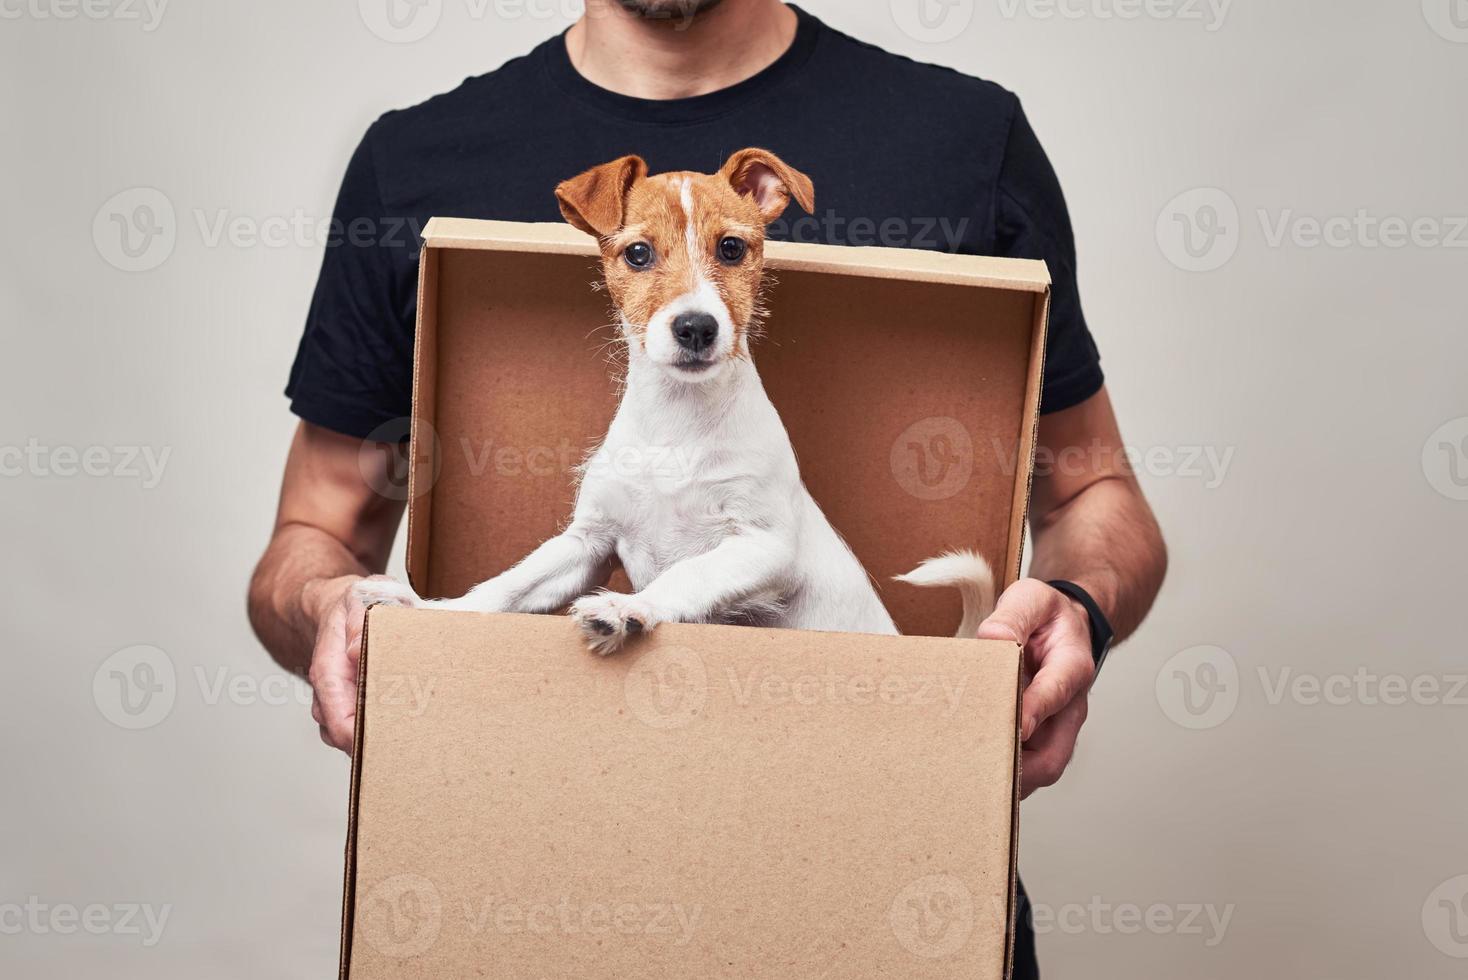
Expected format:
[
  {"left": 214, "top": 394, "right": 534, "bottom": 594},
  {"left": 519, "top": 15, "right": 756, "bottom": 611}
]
[{"left": 2, "top": 1, "right": 1466, "bottom": 977}]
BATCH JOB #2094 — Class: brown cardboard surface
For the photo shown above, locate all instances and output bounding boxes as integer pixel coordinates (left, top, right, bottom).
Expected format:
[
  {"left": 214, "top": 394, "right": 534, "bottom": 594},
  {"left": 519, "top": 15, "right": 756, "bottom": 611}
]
[
  {"left": 419, "top": 217, "right": 1050, "bottom": 291},
  {"left": 406, "top": 220, "right": 1050, "bottom": 638},
  {"left": 345, "top": 608, "right": 1023, "bottom": 980},
  {"left": 345, "top": 218, "right": 1047, "bottom": 980}
]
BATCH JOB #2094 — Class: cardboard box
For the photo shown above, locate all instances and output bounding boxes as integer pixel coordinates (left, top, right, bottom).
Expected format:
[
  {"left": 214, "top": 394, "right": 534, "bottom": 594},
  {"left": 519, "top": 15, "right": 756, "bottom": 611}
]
[{"left": 341, "top": 219, "right": 1051, "bottom": 979}]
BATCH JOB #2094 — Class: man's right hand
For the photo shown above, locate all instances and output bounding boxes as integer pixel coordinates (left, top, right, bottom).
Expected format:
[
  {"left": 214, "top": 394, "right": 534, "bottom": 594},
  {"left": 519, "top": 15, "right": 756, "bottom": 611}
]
[
  {"left": 248, "top": 422, "right": 408, "bottom": 752},
  {"left": 305, "top": 574, "right": 376, "bottom": 752}
]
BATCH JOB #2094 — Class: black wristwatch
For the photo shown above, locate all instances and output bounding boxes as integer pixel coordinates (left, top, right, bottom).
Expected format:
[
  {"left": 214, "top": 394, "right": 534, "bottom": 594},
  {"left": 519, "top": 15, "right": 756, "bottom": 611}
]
[{"left": 1047, "top": 580, "right": 1114, "bottom": 677}]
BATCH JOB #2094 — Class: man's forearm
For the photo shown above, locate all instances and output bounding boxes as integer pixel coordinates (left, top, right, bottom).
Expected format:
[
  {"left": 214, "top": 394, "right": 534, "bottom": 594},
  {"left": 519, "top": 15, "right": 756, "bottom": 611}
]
[
  {"left": 1027, "top": 474, "right": 1167, "bottom": 642},
  {"left": 250, "top": 421, "right": 406, "bottom": 676},
  {"left": 247, "top": 523, "right": 369, "bottom": 675}
]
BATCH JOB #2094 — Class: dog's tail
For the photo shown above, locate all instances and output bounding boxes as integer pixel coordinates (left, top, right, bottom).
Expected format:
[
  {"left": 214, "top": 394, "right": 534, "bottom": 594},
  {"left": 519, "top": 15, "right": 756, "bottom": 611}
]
[{"left": 892, "top": 549, "right": 996, "bottom": 639}]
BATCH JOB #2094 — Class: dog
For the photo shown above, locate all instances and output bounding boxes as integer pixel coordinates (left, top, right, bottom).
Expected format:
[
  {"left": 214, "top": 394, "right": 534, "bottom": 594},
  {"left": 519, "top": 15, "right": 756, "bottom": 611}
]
[{"left": 355, "top": 148, "right": 994, "bottom": 654}]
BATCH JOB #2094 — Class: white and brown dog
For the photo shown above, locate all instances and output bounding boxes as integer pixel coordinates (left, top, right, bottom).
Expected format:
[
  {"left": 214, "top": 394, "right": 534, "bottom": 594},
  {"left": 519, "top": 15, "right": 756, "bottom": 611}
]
[{"left": 356, "top": 149, "right": 994, "bottom": 654}]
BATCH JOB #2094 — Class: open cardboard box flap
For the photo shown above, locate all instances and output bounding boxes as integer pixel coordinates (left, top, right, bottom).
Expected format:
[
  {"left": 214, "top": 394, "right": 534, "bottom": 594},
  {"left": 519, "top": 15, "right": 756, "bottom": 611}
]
[{"left": 342, "top": 219, "right": 1050, "bottom": 979}]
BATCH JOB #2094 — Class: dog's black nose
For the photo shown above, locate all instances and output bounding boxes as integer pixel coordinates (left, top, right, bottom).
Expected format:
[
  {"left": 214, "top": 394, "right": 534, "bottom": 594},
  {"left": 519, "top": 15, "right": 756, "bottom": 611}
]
[{"left": 672, "top": 313, "right": 718, "bottom": 354}]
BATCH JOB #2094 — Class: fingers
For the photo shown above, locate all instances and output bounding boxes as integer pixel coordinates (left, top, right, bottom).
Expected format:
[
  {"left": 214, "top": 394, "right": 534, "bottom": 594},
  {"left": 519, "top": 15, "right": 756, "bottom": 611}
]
[
  {"left": 976, "top": 578, "right": 1061, "bottom": 646},
  {"left": 1020, "top": 639, "right": 1094, "bottom": 740},
  {"left": 344, "top": 592, "right": 366, "bottom": 670},
  {"left": 1020, "top": 693, "right": 1088, "bottom": 799},
  {"left": 307, "top": 598, "right": 360, "bottom": 754},
  {"left": 978, "top": 579, "right": 1095, "bottom": 797},
  {"left": 980, "top": 579, "right": 1094, "bottom": 739},
  {"left": 310, "top": 690, "right": 336, "bottom": 749}
]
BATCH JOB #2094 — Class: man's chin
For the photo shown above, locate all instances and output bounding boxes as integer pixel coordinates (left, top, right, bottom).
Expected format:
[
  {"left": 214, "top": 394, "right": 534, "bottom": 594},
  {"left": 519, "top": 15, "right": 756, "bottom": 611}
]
[{"left": 615, "top": 0, "right": 726, "bottom": 21}]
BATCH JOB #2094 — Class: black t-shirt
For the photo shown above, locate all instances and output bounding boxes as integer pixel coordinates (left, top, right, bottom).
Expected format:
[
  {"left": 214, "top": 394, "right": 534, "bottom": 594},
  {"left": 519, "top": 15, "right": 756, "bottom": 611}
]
[{"left": 286, "top": 5, "right": 1102, "bottom": 439}]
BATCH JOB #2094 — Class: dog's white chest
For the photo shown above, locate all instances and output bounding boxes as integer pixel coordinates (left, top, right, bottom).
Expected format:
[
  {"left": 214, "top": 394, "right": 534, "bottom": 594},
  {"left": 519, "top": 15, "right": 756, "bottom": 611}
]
[{"left": 587, "top": 439, "right": 781, "bottom": 589}]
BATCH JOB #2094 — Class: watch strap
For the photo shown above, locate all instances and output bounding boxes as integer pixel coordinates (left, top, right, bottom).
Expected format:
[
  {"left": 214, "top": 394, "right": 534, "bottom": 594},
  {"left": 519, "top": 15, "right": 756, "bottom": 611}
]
[{"left": 1047, "top": 579, "right": 1114, "bottom": 675}]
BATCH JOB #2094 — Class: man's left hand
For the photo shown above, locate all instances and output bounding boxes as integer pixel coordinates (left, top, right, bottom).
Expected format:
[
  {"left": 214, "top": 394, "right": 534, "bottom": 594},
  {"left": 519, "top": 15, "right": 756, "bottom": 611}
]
[{"left": 978, "top": 578, "right": 1096, "bottom": 798}]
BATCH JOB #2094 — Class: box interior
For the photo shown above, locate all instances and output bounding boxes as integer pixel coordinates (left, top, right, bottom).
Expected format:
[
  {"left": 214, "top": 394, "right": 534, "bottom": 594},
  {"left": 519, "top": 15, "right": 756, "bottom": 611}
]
[{"left": 407, "top": 220, "right": 1050, "bottom": 639}]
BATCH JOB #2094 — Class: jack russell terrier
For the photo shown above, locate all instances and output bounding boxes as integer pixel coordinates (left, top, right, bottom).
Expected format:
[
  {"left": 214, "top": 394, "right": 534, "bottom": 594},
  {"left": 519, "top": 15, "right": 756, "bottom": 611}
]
[{"left": 356, "top": 149, "right": 995, "bottom": 654}]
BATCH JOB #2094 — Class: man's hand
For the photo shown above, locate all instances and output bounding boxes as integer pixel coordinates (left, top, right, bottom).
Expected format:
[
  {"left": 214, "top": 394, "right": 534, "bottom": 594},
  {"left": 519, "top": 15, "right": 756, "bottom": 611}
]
[
  {"left": 979, "top": 578, "right": 1096, "bottom": 799},
  {"left": 248, "top": 422, "right": 408, "bottom": 751},
  {"left": 992, "top": 386, "right": 1168, "bottom": 796},
  {"left": 304, "top": 574, "right": 373, "bottom": 752}
]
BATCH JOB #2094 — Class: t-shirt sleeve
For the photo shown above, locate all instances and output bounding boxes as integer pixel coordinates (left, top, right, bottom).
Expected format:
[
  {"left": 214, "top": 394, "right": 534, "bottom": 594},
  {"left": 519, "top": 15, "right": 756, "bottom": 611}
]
[
  {"left": 993, "top": 101, "right": 1103, "bottom": 415},
  {"left": 285, "top": 123, "right": 418, "bottom": 440}
]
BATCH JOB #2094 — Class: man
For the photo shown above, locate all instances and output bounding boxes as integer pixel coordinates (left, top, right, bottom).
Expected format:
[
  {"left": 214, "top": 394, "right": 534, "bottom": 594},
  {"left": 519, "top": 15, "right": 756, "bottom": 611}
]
[{"left": 248, "top": 2, "right": 1167, "bottom": 974}]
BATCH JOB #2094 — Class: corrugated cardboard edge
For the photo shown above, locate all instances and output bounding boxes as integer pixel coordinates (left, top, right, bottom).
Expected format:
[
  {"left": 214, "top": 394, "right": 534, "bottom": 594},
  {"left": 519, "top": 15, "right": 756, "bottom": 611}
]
[
  {"left": 998, "top": 288, "right": 1049, "bottom": 980},
  {"left": 1004, "top": 642, "right": 1024, "bottom": 980},
  {"left": 420, "top": 217, "right": 1051, "bottom": 293},
  {"left": 338, "top": 609, "right": 373, "bottom": 980},
  {"left": 1004, "top": 289, "right": 1052, "bottom": 583},
  {"left": 405, "top": 245, "right": 439, "bottom": 595}
]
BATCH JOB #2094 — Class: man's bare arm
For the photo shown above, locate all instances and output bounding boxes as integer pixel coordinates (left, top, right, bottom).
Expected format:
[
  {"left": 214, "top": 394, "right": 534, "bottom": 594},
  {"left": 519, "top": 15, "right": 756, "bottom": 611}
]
[
  {"left": 248, "top": 422, "right": 404, "bottom": 748},
  {"left": 978, "top": 386, "right": 1166, "bottom": 796},
  {"left": 1027, "top": 385, "right": 1167, "bottom": 640}
]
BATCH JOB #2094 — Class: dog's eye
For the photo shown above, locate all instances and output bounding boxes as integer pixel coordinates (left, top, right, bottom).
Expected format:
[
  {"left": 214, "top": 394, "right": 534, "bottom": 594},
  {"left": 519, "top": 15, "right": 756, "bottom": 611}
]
[
  {"left": 717, "top": 236, "right": 748, "bottom": 264},
  {"left": 624, "top": 242, "right": 655, "bottom": 269}
]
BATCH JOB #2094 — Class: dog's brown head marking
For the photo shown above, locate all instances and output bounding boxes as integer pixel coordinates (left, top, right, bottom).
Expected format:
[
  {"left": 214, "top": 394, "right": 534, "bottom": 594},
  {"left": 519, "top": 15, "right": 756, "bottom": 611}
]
[{"left": 556, "top": 149, "right": 814, "bottom": 382}]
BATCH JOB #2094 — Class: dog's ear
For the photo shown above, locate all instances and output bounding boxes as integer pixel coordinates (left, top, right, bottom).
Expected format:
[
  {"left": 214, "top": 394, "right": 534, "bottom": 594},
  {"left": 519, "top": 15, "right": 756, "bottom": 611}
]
[
  {"left": 719, "top": 148, "right": 815, "bottom": 223},
  {"left": 555, "top": 155, "right": 648, "bottom": 239}
]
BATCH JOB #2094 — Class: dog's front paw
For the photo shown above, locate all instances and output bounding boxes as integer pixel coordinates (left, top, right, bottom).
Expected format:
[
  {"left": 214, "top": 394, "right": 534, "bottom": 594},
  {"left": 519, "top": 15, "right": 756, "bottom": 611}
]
[
  {"left": 352, "top": 578, "right": 420, "bottom": 609},
  {"left": 569, "top": 592, "right": 659, "bottom": 655}
]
